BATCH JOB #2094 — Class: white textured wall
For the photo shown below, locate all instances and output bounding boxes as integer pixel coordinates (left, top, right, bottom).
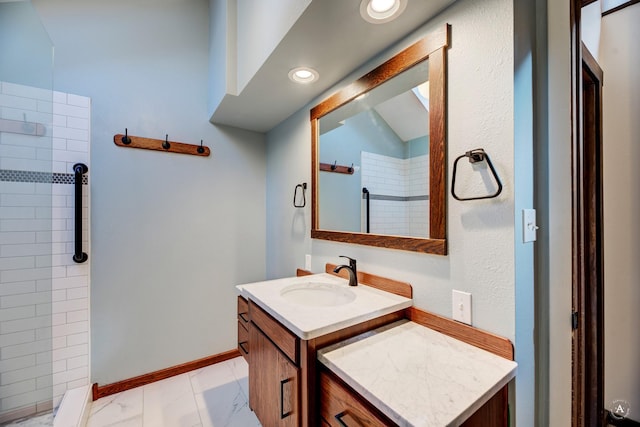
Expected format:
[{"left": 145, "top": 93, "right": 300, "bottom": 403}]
[
  {"left": 34, "top": 0, "right": 267, "bottom": 385},
  {"left": 600, "top": 2, "right": 640, "bottom": 414},
  {"left": 265, "top": 0, "right": 516, "bottom": 375}
]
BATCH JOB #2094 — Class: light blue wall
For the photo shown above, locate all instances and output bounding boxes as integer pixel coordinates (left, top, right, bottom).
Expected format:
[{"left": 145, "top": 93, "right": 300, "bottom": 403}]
[
  {"left": 319, "top": 110, "right": 404, "bottom": 232},
  {"left": 406, "top": 135, "right": 429, "bottom": 158},
  {"left": 0, "top": 1, "right": 52, "bottom": 89},
  {"left": 34, "top": 0, "right": 267, "bottom": 384}
]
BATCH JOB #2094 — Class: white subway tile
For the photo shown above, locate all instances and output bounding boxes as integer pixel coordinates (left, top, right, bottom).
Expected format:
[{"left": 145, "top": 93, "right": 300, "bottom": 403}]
[
  {"left": 66, "top": 94, "right": 90, "bottom": 108},
  {"left": 52, "top": 359, "right": 66, "bottom": 374},
  {"left": 35, "top": 206, "right": 52, "bottom": 219},
  {"left": 0, "top": 306, "right": 35, "bottom": 322},
  {"left": 66, "top": 377, "right": 88, "bottom": 390},
  {"left": 52, "top": 219, "right": 67, "bottom": 231},
  {"left": 0, "top": 145, "right": 37, "bottom": 160},
  {"left": 66, "top": 354, "right": 87, "bottom": 371},
  {"left": 0, "top": 281, "right": 36, "bottom": 297},
  {"left": 52, "top": 161, "right": 67, "bottom": 174},
  {"left": 52, "top": 276, "right": 87, "bottom": 290},
  {"left": 51, "top": 207, "right": 74, "bottom": 220},
  {"left": 52, "top": 290, "right": 66, "bottom": 302},
  {"left": 2, "top": 83, "right": 51, "bottom": 101},
  {"left": 1, "top": 291, "right": 51, "bottom": 309},
  {"left": 65, "top": 139, "right": 88, "bottom": 153},
  {"left": 66, "top": 117, "right": 89, "bottom": 130},
  {"left": 0, "top": 355, "right": 35, "bottom": 373},
  {"left": 52, "top": 321, "right": 87, "bottom": 338},
  {"left": 52, "top": 344, "right": 87, "bottom": 362},
  {"left": 35, "top": 280, "right": 51, "bottom": 293},
  {"left": 1, "top": 386, "right": 50, "bottom": 411},
  {"left": 36, "top": 100, "right": 52, "bottom": 114},
  {"left": 52, "top": 115, "right": 66, "bottom": 127},
  {"left": 52, "top": 149, "right": 88, "bottom": 163},
  {"left": 52, "top": 366, "right": 87, "bottom": 386},
  {"left": 65, "top": 264, "right": 88, "bottom": 277},
  {"left": 36, "top": 148, "right": 52, "bottom": 161},
  {"left": 0, "top": 94, "right": 38, "bottom": 111},
  {"left": 52, "top": 336, "right": 66, "bottom": 350},
  {"left": 36, "top": 351, "right": 52, "bottom": 365},
  {"left": 52, "top": 298, "right": 87, "bottom": 314},
  {"left": 0, "top": 206, "right": 35, "bottom": 219},
  {"left": 66, "top": 287, "right": 87, "bottom": 301},
  {"left": 1, "top": 339, "right": 52, "bottom": 360},
  {"left": 34, "top": 327, "right": 51, "bottom": 342},
  {"left": 52, "top": 127, "right": 88, "bottom": 142},
  {"left": 66, "top": 333, "right": 88, "bottom": 348},
  {"left": 0, "top": 182, "right": 35, "bottom": 195},
  {"left": 51, "top": 313, "right": 65, "bottom": 326},
  {"left": 66, "top": 310, "right": 87, "bottom": 323},
  {"left": 0, "top": 266, "right": 51, "bottom": 282},
  {"left": 1, "top": 194, "right": 51, "bottom": 207},
  {"left": 35, "top": 303, "right": 50, "bottom": 317},
  {"left": 0, "top": 330, "right": 35, "bottom": 347},
  {"left": 36, "top": 373, "right": 52, "bottom": 389},
  {"left": 52, "top": 92, "right": 66, "bottom": 104},
  {"left": 52, "top": 103, "right": 88, "bottom": 119},
  {"left": 1, "top": 362, "right": 51, "bottom": 386},
  {"left": 0, "top": 315, "right": 50, "bottom": 334},
  {"left": 51, "top": 184, "right": 72, "bottom": 197},
  {"left": 0, "top": 379, "right": 35, "bottom": 400},
  {"left": 0, "top": 256, "right": 35, "bottom": 271},
  {"left": 0, "top": 219, "right": 53, "bottom": 233}
]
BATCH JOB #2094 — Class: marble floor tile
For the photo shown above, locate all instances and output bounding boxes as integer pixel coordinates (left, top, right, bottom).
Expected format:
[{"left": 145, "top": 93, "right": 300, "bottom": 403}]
[
  {"left": 142, "top": 374, "right": 201, "bottom": 427},
  {"left": 86, "top": 387, "right": 143, "bottom": 427},
  {"left": 81, "top": 358, "right": 259, "bottom": 427},
  {"left": 3, "top": 412, "right": 53, "bottom": 427}
]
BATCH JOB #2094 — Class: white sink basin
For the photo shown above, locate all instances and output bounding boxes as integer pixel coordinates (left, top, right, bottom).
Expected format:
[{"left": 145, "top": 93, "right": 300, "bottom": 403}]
[{"left": 280, "top": 282, "right": 356, "bottom": 307}]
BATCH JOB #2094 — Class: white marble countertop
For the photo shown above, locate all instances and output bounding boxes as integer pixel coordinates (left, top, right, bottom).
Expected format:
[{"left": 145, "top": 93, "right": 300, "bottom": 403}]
[
  {"left": 236, "top": 273, "right": 412, "bottom": 340},
  {"left": 318, "top": 320, "right": 517, "bottom": 426}
]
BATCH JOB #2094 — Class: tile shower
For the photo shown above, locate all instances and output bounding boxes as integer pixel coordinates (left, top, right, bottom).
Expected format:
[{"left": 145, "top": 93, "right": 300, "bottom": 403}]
[{"left": 0, "top": 81, "right": 91, "bottom": 424}]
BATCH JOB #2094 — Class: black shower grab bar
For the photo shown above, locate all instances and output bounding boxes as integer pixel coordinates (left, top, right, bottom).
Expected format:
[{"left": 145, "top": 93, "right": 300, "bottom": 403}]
[
  {"left": 362, "top": 187, "right": 370, "bottom": 233},
  {"left": 72, "top": 163, "right": 88, "bottom": 264}
]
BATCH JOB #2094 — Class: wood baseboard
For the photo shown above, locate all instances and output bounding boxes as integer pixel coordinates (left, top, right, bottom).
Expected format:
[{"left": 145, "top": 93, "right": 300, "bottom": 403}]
[{"left": 92, "top": 349, "right": 241, "bottom": 401}]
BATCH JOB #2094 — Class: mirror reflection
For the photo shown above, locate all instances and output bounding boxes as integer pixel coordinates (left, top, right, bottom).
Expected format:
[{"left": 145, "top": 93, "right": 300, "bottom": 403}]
[{"left": 318, "top": 61, "right": 430, "bottom": 238}]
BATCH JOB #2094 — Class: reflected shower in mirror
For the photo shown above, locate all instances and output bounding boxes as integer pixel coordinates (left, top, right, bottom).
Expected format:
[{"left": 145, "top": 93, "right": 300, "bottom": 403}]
[{"left": 318, "top": 61, "right": 430, "bottom": 238}]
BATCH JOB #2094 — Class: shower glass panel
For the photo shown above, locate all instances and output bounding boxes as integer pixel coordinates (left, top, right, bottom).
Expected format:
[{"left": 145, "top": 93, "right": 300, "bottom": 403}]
[{"left": 0, "top": 1, "right": 55, "bottom": 424}]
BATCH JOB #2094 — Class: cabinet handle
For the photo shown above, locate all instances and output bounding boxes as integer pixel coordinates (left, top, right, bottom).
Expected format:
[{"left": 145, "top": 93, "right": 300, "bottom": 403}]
[
  {"left": 335, "top": 411, "right": 364, "bottom": 427},
  {"left": 280, "top": 377, "right": 293, "bottom": 419},
  {"left": 238, "top": 312, "right": 249, "bottom": 323},
  {"left": 238, "top": 341, "right": 248, "bottom": 354}
]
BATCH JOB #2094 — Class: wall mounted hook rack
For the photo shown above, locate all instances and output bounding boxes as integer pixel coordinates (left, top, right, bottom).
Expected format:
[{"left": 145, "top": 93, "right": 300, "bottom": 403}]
[
  {"left": 319, "top": 161, "right": 355, "bottom": 175},
  {"left": 113, "top": 130, "right": 210, "bottom": 157}
]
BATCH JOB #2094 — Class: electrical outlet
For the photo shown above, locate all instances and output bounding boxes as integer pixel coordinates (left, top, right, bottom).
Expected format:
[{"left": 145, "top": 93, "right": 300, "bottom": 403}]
[
  {"left": 305, "top": 254, "right": 312, "bottom": 271},
  {"left": 452, "top": 290, "right": 472, "bottom": 325}
]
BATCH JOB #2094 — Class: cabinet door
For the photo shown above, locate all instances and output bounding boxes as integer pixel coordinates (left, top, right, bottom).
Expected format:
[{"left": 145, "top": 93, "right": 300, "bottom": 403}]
[{"left": 249, "top": 324, "right": 299, "bottom": 427}]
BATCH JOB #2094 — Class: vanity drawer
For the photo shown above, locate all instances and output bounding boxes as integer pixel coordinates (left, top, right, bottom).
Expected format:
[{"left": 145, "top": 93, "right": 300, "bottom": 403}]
[
  {"left": 237, "top": 296, "right": 249, "bottom": 326},
  {"left": 249, "top": 300, "right": 299, "bottom": 364},
  {"left": 238, "top": 321, "right": 249, "bottom": 360},
  {"left": 320, "top": 369, "right": 394, "bottom": 427}
]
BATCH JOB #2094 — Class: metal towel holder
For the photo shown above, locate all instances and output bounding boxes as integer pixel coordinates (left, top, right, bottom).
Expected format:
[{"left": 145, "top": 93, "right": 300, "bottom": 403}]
[{"left": 451, "top": 148, "right": 503, "bottom": 201}]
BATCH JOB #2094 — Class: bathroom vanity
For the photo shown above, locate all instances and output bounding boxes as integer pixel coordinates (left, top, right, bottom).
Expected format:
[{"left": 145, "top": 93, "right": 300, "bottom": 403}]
[{"left": 236, "top": 267, "right": 516, "bottom": 426}]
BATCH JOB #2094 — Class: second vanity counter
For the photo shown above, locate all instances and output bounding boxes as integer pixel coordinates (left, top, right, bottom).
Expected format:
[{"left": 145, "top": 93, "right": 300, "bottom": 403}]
[
  {"left": 236, "top": 273, "right": 413, "bottom": 339},
  {"left": 318, "top": 320, "right": 518, "bottom": 426}
]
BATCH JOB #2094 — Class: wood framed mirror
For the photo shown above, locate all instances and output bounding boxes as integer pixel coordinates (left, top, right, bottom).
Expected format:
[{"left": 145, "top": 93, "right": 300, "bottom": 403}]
[{"left": 311, "top": 24, "right": 449, "bottom": 255}]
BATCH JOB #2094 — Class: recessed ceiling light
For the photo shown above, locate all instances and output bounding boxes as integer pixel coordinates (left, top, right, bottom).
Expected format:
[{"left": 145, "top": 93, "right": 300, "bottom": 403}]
[
  {"left": 360, "top": 0, "right": 407, "bottom": 24},
  {"left": 288, "top": 67, "right": 319, "bottom": 84}
]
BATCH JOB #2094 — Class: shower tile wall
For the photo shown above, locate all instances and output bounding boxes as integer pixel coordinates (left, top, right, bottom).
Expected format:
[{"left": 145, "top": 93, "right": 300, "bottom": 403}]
[
  {"left": 0, "top": 82, "right": 91, "bottom": 418},
  {"left": 361, "top": 151, "right": 429, "bottom": 237}
]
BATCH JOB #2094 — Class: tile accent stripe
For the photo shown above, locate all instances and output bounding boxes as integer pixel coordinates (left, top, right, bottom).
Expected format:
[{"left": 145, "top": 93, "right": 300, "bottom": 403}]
[
  {"left": 0, "top": 169, "right": 88, "bottom": 185},
  {"left": 363, "top": 193, "right": 429, "bottom": 202}
]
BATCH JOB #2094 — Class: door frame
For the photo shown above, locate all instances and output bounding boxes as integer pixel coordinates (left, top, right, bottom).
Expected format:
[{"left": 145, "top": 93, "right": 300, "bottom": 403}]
[{"left": 569, "top": 0, "right": 606, "bottom": 417}]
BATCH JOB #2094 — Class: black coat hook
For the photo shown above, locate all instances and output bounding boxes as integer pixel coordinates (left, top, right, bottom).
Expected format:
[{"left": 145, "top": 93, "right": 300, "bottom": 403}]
[
  {"left": 331, "top": 161, "right": 337, "bottom": 171},
  {"left": 348, "top": 163, "right": 354, "bottom": 173},
  {"left": 122, "top": 128, "right": 131, "bottom": 145},
  {"left": 197, "top": 139, "right": 205, "bottom": 154},
  {"left": 162, "top": 134, "right": 170, "bottom": 150}
]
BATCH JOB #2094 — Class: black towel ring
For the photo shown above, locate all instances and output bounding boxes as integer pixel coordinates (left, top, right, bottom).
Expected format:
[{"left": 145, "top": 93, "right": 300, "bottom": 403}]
[{"left": 451, "top": 148, "right": 503, "bottom": 201}]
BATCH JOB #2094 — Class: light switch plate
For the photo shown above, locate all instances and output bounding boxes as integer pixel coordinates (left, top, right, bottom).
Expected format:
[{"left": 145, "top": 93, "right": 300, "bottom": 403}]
[
  {"left": 523, "top": 209, "right": 537, "bottom": 242},
  {"left": 452, "top": 290, "right": 472, "bottom": 325},
  {"left": 305, "top": 254, "right": 312, "bottom": 271}
]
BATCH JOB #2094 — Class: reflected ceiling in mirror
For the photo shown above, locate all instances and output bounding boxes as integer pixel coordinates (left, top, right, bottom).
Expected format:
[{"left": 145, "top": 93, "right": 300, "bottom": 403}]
[
  {"left": 318, "top": 60, "right": 430, "bottom": 238},
  {"left": 311, "top": 24, "right": 449, "bottom": 255}
]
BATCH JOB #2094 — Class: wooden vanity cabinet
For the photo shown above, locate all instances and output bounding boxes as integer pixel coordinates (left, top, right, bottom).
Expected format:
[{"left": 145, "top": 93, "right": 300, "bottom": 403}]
[
  {"left": 237, "top": 296, "right": 249, "bottom": 360},
  {"left": 320, "top": 368, "right": 393, "bottom": 426},
  {"left": 249, "top": 300, "right": 301, "bottom": 426}
]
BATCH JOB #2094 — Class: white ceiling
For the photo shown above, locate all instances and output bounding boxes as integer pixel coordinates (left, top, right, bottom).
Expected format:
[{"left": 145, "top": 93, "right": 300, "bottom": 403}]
[{"left": 209, "top": 0, "right": 456, "bottom": 133}]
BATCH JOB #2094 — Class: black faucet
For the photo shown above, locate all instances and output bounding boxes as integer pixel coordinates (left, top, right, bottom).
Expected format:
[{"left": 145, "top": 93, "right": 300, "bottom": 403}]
[{"left": 334, "top": 256, "right": 358, "bottom": 286}]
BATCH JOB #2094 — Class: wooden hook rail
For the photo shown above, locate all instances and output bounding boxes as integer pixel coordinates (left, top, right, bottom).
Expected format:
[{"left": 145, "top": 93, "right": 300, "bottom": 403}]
[
  {"left": 319, "top": 162, "right": 354, "bottom": 175},
  {"left": 113, "top": 131, "right": 210, "bottom": 157}
]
